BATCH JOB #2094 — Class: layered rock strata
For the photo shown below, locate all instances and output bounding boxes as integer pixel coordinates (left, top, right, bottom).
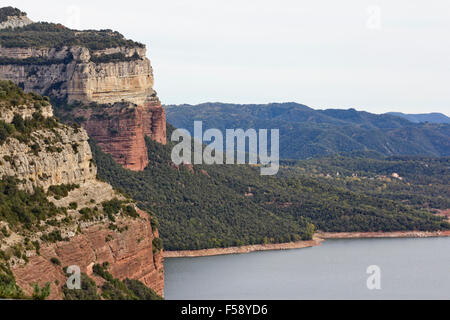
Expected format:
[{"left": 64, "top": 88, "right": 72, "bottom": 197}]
[
  {"left": 12, "top": 206, "right": 164, "bottom": 299},
  {"left": 68, "top": 100, "right": 166, "bottom": 171},
  {"left": 0, "top": 46, "right": 154, "bottom": 105},
  {"left": 0, "top": 100, "right": 164, "bottom": 299}
]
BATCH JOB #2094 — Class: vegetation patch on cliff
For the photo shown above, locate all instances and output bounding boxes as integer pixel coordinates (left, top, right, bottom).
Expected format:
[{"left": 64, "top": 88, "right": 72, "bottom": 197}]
[
  {"left": 93, "top": 263, "right": 162, "bottom": 300},
  {"left": 165, "top": 102, "right": 450, "bottom": 159},
  {"left": 0, "top": 80, "right": 50, "bottom": 109},
  {"left": 0, "top": 111, "right": 59, "bottom": 145},
  {"left": 0, "top": 22, "right": 144, "bottom": 50},
  {"left": 0, "top": 7, "right": 26, "bottom": 23},
  {"left": 0, "top": 177, "right": 64, "bottom": 230},
  {"left": 89, "top": 52, "right": 141, "bottom": 64},
  {"left": 0, "top": 54, "right": 74, "bottom": 66},
  {"left": 61, "top": 263, "right": 163, "bottom": 300}
]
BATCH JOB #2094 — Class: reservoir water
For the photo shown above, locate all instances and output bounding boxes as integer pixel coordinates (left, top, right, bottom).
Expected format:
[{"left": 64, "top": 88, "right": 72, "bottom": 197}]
[{"left": 164, "top": 237, "right": 450, "bottom": 300}]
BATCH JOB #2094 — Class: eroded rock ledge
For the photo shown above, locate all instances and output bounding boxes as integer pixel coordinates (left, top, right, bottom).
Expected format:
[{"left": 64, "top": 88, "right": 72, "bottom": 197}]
[
  {"left": 0, "top": 98, "right": 164, "bottom": 298},
  {"left": 67, "top": 101, "right": 166, "bottom": 171},
  {"left": 13, "top": 208, "right": 164, "bottom": 299}
]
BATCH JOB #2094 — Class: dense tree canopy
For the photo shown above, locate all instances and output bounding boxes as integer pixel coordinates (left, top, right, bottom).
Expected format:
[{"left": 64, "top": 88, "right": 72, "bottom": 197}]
[{"left": 91, "top": 125, "right": 449, "bottom": 251}]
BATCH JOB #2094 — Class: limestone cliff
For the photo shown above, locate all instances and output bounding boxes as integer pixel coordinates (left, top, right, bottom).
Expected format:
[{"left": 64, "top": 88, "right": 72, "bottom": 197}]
[
  {"left": 0, "top": 90, "right": 164, "bottom": 299},
  {"left": 0, "top": 12, "right": 167, "bottom": 171},
  {"left": 0, "top": 46, "right": 155, "bottom": 105}
]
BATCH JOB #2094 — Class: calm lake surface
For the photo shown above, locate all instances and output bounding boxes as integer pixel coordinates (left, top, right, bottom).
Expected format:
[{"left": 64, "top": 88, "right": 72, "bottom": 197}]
[{"left": 164, "top": 237, "right": 450, "bottom": 300}]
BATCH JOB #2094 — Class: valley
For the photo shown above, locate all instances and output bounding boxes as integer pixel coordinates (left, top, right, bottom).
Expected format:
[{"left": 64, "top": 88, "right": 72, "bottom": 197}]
[{"left": 0, "top": 5, "right": 448, "bottom": 301}]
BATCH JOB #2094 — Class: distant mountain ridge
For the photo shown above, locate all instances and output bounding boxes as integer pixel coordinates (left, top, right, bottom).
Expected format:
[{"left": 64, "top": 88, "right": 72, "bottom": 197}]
[
  {"left": 386, "top": 112, "right": 450, "bottom": 124},
  {"left": 165, "top": 102, "right": 450, "bottom": 159}
]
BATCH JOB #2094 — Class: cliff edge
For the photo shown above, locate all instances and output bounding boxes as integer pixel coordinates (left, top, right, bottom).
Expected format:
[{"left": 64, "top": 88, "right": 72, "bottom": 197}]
[
  {"left": 0, "top": 10, "right": 166, "bottom": 171},
  {"left": 0, "top": 81, "right": 164, "bottom": 299},
  {"left": 0, "top": 7, "right": 32, "bottom": 30}
]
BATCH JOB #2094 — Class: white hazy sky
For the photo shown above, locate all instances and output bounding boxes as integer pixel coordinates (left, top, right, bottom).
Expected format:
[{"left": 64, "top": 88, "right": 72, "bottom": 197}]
[{"left": 4, "top": 0, "right": 450, "bottom": 115}]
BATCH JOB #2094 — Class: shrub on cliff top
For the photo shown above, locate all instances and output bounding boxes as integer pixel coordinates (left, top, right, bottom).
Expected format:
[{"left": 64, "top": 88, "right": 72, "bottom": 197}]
[
  {"left": 63, "top": 272, "right": 100, "bottom": 300},
  {"left": 89, "top": 52, "right": 141, "bottom": 64},
  {"left": 123, "top": 205, "right": 139, "bottom": 218},
  {"left": 0, "top": 22, "right": 145, "bottom": 50},
  {"left": 0, "top": 7, "right": 26, "bottom": 23},
  {"left": 122, "top": 279, "right": 163, "bottom": 300},
  {"left": 31, "top": 282, "right": 51, "bottom": 300}
]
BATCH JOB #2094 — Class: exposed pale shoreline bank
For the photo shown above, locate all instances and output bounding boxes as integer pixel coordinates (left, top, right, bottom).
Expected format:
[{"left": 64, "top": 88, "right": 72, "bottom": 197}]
[{"left": 163, "top": 230, "right": 450, "bottom": 258}]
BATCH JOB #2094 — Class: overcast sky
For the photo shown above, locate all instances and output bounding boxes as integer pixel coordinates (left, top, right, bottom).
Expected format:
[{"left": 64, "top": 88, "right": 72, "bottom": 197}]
[{"left": 6, "top": 0, "right": 450, "bottom": 115}]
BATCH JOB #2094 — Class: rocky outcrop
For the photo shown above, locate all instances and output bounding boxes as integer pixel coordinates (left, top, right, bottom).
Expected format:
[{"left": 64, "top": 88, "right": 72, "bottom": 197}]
[
  {"left": 12, "top": 208, "right": 164, "bottom": 299},
  {"left": 0, "top": 99, "right": 164, "bottom": 299},
  {"left": 0, "top": 43, "right": 167, "bottom": 171},
  {"left": 143, "top": 102, "right": 167, "bottom": 145},
  {"left": 0, "top": 103, "right": 53, "bottom": 123}
]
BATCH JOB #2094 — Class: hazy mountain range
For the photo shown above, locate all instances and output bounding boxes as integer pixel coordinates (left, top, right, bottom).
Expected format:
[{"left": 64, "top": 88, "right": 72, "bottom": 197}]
[{"left": 165, "top": 102, "right": 450, "bottom": 159}]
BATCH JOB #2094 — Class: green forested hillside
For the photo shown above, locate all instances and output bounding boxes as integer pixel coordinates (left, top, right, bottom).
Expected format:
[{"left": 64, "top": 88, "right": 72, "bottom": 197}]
[
  {"left": 91, "top": 125, "right": 449, "bottom": 251},
  {"left": 165, "top": 103, "right": 450, "bottom": 159}
]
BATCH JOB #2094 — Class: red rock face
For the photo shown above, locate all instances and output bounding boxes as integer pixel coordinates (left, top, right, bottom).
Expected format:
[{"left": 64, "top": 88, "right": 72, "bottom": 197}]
[
  {"left": 71, "top": 101, "right": 166, "bottom": 171},
  {"left": 12, "top": 209, "right": 164, "bottom": 299},
  {"left": 143, "top": 102, "right": 167, "bottom": 145}
]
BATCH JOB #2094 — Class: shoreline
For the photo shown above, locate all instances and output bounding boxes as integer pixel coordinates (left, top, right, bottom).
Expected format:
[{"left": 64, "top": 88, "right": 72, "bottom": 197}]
[
  {"left": 163, "top": 238, "right": 323, "bottom": 258},
  {"left": 163, "top": 230, "right": 450, "bottom": 258}
]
